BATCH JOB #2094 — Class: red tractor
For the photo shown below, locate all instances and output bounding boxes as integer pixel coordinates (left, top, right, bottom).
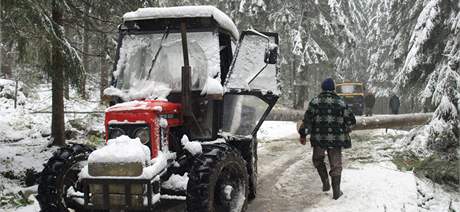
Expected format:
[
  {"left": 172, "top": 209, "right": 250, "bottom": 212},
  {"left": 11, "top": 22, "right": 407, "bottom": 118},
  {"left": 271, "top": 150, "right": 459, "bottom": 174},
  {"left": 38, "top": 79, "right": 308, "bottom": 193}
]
[{"left": 37, "top": 6, "right": 280, "bottom": 212}]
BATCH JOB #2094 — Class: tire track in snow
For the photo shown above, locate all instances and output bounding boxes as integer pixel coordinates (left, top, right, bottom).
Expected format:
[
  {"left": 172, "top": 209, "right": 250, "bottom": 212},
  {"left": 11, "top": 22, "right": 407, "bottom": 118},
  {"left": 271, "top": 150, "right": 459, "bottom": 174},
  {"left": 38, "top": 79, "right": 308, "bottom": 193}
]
[{"left": 248, "top": 140, "right": 325, "bottom": 211}]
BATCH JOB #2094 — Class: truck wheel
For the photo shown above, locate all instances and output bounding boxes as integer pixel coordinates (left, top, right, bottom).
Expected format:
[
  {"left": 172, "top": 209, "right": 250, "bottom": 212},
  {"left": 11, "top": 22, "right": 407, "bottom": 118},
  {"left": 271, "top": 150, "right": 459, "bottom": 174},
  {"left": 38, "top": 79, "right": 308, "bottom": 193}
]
[
  {"left": 186, "top": 144, "right": 249, "bottom": 212},
  {"left": 37, "top": 144, "right": 93, "bottom": 212}
]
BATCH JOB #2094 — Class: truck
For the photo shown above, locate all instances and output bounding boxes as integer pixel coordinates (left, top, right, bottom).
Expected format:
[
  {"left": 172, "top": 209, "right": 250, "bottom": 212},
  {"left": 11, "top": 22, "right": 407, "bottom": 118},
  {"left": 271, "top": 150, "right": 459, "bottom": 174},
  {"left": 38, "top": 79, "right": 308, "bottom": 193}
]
[
  {"left": 336, "top": 82, "right": 365, "bottom": 115},
  {"left": 36, "top": 5, "right": 280, "bottom": 212}
]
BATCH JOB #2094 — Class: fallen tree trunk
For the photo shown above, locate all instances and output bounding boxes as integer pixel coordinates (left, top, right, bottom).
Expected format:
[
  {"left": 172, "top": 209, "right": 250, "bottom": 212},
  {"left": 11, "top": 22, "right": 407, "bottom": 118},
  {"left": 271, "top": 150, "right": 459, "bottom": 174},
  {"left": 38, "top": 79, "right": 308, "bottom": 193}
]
[
  {"left": 353, "top": 113, "right": 433, "bottom": 130},
  {"left": 267, "top": 108, "right": 432, "bottom": 130}
]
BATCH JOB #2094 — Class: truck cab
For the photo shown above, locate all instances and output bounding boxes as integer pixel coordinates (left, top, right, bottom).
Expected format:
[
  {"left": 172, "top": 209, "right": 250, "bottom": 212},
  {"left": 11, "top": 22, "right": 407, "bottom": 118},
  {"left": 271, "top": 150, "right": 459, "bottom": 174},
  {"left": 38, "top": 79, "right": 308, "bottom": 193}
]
[{"left": 336, "top": 82, "right": 365, "bottom": 115}]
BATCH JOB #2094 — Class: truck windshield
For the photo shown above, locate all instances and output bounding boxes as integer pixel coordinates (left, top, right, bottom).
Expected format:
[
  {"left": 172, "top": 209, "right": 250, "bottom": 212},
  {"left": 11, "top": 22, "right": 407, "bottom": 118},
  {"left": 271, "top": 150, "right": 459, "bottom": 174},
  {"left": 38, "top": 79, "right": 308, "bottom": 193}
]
[
  {"left": 113, "top": 31, "right": 220, "bottom": 99},
  {"left": 337, "top": 84, "right": 363, "bottom": 94}
]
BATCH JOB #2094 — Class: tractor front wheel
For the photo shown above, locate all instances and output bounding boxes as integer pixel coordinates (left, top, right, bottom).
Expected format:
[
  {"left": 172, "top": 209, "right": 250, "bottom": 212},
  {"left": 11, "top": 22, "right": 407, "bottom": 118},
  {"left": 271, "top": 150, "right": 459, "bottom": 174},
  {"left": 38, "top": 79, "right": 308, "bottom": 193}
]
[
  {"left": 37, "top": 144, "right": 93, "bottom": 212},
  {"left": 186, "top": 144, "right": 249, "bottom": 212}
]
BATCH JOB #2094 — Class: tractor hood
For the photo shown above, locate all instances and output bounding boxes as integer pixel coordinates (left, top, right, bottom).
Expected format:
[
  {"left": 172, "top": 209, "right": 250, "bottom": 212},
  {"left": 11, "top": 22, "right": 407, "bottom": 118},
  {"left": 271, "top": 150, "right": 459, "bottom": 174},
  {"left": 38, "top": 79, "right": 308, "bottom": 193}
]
[
  {"left": 105, "top": 100, "right": 182, "bottom": 158},
  {"left": 105, "top": 99, "right": 182, "bottom": 129},
  {"left": 106, "top": 100, "right": 181, "bottom": 114}
]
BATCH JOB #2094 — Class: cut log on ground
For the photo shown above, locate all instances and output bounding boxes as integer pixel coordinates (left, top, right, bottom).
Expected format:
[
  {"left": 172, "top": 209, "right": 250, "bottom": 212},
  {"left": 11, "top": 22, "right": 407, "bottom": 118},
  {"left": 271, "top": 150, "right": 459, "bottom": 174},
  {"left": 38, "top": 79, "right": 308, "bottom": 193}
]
[
  {"left": 353, "top": 113, "right": 433, "bottom": 130},
  {"left": 267, "top": 108, "right": 432, "bottom": 130}
]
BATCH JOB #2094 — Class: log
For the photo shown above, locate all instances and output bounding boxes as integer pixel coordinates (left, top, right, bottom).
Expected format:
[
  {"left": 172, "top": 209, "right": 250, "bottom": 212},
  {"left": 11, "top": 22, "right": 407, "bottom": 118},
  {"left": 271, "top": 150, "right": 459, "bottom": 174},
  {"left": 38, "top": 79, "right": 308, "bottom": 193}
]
[
  {"left": 353, "top": 113, "right": 433, "bottom": 130},
  {"left": 267, "top": 108, "right": 432, "bottom": 130},
  {"left": 266, "top": 108, "right": 304, "bottom": 121}
]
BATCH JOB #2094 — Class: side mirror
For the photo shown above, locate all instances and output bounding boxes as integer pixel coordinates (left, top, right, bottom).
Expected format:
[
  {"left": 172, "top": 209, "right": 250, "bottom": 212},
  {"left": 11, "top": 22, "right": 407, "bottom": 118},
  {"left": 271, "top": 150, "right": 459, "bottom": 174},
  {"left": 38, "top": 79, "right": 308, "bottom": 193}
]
[{"left": 264, "top": 45, "right": 278, "bottom": 64}]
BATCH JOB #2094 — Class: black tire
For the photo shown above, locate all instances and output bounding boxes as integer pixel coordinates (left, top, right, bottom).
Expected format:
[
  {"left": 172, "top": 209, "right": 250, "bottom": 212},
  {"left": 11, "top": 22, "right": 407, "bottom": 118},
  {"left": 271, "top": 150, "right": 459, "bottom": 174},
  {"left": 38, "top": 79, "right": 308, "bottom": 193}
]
[
  {"left": 228, "top": 137, "right": 257, "bottom": 200},
  {"left": 37, "top": 144, "right": 93, "bottom": 212},
  {"left": 186, "top": 144, "right": 249, "bottom": 212},
  {"left": 247, "top": 138, "right": 258, "bottom": 200}
]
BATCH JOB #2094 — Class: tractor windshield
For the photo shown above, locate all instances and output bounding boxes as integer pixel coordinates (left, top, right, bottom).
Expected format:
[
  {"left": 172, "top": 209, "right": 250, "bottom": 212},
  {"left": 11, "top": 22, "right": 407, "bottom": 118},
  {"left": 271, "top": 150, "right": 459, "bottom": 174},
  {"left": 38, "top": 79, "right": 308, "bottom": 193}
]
[{"left": 113, "top": 31, "right": 220, "bottom": 99}]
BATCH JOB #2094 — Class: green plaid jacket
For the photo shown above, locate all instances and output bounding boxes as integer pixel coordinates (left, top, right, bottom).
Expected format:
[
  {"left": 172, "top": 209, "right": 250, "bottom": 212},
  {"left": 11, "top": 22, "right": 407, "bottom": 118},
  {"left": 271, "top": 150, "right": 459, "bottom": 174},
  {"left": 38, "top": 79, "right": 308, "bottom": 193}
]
[{"left": 299, "top": 91, "right": 356, "bottom": 149}]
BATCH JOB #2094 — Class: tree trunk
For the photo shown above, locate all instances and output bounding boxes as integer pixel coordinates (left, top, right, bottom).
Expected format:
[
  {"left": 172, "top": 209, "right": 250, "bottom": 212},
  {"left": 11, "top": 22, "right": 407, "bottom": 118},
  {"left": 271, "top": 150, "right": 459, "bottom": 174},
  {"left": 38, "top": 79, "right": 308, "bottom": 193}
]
[
  {"left": 0, "top": 45, "right": 13, "bottom": 79},
  {"left": 80, "top": 4, "right": 90, "bottom": 99},
  {"left": 266, "top": 108, "right": 433, "bottom": 130},
  {"left": 290, "top": 56, "right": 297, "bottom": 107},
  {"left": 51, "top": 0, "right": 65, "bottom": 146},
  {"left": 291, "top": 56, "right": 296, "bottom": 108},
  {"left": 64, "top": 74, "right": 70, "bottom": 99},
  {"left": 99, "top": 34, "right": 109, "bottom": 102},
  {"left": 294, "top": 67, "right": 308, "bottom": 109}
]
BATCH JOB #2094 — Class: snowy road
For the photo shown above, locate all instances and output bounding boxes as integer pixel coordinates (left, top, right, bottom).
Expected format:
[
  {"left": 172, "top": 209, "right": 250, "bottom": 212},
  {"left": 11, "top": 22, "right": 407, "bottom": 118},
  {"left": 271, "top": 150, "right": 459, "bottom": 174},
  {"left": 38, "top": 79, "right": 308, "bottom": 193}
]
[
  {"left": 155, "top": 122, "right": 419, "bottom": 212},
  {"left": 3, "top": 122, "right": 458, "bottom": 211},
  {"left": 248, "top": 138, "right": 418, "bottom": 212},
  {"left": 248, "top": 139, "right": 321, "bottom": 211}
]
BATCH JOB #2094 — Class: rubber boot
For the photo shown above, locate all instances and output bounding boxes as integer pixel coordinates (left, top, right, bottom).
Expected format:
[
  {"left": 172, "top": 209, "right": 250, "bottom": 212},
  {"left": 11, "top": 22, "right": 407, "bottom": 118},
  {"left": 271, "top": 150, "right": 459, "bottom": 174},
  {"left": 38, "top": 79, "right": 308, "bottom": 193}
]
[
  {"left": 331, "top": 175, "right": 343, "bottom": 200},
  {"left": 316, "top": 166, "right": 330, "bottom": 192}
]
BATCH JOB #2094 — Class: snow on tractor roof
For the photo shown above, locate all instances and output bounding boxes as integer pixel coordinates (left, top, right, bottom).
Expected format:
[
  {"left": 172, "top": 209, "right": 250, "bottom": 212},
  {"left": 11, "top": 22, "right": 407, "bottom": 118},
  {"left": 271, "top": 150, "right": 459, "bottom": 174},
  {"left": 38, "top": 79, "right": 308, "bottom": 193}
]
[{"left": 123, "top": 6, "right": 239, "bottom": 39}]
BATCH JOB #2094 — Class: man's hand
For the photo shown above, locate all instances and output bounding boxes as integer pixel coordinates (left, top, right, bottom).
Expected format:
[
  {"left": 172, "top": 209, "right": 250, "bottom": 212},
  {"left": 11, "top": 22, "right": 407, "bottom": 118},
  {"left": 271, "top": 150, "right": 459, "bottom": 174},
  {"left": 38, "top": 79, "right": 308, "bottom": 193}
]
[{"left": 300, "top": 137, "right": 307, "bottom": 145}]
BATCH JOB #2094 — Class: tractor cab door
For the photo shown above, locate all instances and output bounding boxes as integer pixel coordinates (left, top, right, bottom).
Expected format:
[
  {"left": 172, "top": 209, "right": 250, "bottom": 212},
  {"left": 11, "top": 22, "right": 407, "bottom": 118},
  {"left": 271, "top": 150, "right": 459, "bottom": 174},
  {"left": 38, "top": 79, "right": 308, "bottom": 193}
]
[{"left": 222, "top": 30, "right": 280, "bottom": 137}]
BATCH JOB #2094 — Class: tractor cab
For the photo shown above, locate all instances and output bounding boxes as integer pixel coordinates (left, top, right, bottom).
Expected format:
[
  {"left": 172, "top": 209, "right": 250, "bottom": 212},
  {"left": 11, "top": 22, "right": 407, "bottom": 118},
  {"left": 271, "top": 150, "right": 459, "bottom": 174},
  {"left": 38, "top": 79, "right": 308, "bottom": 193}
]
[{"left": 105, "top": 6, "right": 279, "bottom": 149}]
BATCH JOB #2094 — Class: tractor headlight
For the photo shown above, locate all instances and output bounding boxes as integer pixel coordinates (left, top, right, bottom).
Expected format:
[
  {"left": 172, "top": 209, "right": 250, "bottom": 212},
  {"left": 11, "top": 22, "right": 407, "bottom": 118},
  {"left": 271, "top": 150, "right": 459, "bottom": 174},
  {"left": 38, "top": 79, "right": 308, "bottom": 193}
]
[
  {"left": 109, "top": 127, "right": 125, "bottom": 139},
  {"left": 134, "top": 127, "right": 150, "bottom": 144}
]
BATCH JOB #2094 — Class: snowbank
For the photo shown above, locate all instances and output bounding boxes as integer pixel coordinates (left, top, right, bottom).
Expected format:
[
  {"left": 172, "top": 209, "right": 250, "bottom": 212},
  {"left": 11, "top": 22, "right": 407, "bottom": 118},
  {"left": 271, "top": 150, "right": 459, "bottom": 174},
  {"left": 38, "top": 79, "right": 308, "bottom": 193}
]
[
  {"left": 257, "top": 121, "right": 299, "bottom": 141},
  {"left": 88, "top": 135, "right": 150, "bottom": 164},
  {"left": 123, "top": 6, "right": 239, "bottom": 39},
  {"left": 416, "top": 177, "right": 460, "bottom": 211}
]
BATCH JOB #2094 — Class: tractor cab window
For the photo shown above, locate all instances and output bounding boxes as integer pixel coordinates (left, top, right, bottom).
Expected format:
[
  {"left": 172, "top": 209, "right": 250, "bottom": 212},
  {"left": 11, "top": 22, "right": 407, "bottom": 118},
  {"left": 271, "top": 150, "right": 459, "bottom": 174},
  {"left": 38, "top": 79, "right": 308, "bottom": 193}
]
[
  {"left": 114, "top": 31, "right": 220, "bottom": 99},
  {"left": 222, "top": 31, "right": 279, "bottom": 137},
  {"left": 225, "top": 32, "right": 279, "bottom": 93},
  {"left": 188, "top": 93, "right": 216, "bottom": 139},
  {"left": 222, "top": 95, "right": 269, "bottom": 136}
]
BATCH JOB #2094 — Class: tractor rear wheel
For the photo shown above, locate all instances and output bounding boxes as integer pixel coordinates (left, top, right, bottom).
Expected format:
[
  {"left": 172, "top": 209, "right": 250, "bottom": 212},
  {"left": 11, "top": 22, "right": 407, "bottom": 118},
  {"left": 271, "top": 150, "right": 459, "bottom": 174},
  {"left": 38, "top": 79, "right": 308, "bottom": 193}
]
[
  {"left": 37, "top": 144, "right": 93, "bottom": 212},
  {"left": 247, "top": 138, "right": 258, "bottom": 200},
  {"left": 186, "top": 144, "right": 248, "bottom": 212}
]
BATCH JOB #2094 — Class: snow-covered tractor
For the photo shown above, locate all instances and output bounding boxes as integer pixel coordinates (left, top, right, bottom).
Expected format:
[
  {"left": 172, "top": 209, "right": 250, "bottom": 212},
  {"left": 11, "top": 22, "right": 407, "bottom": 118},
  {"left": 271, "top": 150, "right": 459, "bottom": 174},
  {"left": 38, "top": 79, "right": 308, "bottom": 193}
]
[{"left": 37, "top": 6, "right": 280, "bottom": 212}]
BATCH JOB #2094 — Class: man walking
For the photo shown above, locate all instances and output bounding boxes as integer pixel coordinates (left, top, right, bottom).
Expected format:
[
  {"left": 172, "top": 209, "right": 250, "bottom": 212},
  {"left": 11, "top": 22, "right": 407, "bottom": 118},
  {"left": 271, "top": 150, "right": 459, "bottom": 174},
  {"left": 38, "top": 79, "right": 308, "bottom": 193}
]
[
  {"left": 364, "top": 91, "right": 376, "bottom": 116},
  {"left": 299, "top": 78, "right": 356, "bottom": 200},
  {"left": 389, "top": 94, "right": 400, "bottom": 114}
]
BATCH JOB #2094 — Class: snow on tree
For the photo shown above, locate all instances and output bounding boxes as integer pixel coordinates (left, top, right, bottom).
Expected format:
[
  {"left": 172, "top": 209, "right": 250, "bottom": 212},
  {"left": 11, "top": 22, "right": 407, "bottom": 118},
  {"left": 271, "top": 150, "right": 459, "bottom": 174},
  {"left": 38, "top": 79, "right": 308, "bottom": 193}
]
[{"left": 388, "top": 0, "right": 459, "bottom": 161}]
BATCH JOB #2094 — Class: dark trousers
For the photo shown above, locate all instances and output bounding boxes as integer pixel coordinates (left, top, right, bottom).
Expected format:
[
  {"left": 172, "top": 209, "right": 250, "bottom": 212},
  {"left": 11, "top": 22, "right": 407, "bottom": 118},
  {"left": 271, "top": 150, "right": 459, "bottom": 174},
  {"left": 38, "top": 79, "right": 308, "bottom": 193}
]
[
  {"left": 312, "top": 146, "right": 343, "bottom": 176},
  {"left": 364, "top": 106, "right": 373, "bottom": 116}
]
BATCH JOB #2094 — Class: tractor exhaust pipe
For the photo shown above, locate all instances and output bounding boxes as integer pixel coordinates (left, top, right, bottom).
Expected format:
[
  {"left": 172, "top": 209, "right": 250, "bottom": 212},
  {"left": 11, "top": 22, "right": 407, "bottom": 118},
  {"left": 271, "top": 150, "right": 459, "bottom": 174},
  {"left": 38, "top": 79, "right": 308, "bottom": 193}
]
[
  {"left": 180, "top": 20, "right": 192, "bottom": 118},
  {"left": 179, "top": 20, "right": 205, "bottom": 136}
]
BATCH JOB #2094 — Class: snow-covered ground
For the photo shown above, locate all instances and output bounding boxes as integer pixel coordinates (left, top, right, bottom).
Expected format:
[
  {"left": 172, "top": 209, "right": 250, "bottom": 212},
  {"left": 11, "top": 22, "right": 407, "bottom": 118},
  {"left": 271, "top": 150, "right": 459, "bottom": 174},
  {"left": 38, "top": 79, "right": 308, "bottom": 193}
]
[
  {"left": 253, "top": 122, "right": 459, "bottom": 212},
  {"left": 1, "top": 80, "right": 458, "bottom": 211},
  {"left": 0, "top": 80, "right": 104, "bottom": 210}
]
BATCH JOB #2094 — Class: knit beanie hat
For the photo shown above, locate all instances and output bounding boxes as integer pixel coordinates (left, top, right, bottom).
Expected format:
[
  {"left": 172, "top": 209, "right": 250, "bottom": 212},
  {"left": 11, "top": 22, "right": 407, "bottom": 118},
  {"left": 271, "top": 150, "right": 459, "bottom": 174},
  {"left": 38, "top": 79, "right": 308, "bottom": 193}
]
[{"left": 321, "top": 78, "right": 335, "bottom": 91}]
